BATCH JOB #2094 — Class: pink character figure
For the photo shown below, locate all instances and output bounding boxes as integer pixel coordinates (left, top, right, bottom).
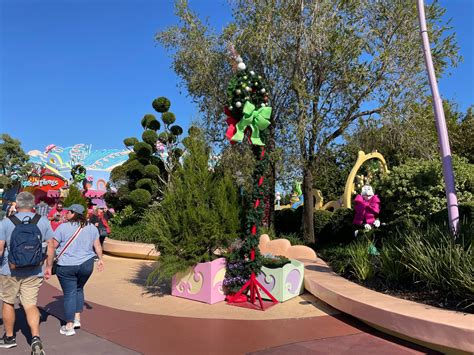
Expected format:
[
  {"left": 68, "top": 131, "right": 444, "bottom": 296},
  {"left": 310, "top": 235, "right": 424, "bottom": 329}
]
[{"left": 353, "top": 185, "right": 381, "bottom": 237}]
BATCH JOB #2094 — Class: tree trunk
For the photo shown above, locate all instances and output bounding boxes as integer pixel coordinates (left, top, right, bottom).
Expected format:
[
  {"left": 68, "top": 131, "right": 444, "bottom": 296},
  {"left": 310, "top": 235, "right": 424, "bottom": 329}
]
[{"left": 302, "top": 166, "right": 315, "bottom": 244}]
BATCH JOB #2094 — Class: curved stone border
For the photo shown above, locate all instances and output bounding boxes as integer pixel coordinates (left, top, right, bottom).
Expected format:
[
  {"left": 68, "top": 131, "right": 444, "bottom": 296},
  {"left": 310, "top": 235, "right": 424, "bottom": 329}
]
[
  {"left": 103, "top": 238, "right": 159, "bottom": 260},
  {"left": 302, "top": 257, "right": 474, "bottom": 354},
  {"left": 258, "top": 234, "right": 317, "bottom": 260}
]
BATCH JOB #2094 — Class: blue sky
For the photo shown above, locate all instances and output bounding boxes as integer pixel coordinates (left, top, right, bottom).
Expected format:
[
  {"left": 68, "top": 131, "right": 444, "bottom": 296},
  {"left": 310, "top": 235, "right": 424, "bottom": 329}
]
[{"left": 1, "top": 0, "right": 473, "bottom": 153}]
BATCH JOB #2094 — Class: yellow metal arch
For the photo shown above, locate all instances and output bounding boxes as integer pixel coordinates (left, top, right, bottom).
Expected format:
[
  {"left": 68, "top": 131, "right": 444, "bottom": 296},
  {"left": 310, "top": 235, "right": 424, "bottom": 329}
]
[{"left": 321, "top": 151, "right": 389, "bottom": 211}]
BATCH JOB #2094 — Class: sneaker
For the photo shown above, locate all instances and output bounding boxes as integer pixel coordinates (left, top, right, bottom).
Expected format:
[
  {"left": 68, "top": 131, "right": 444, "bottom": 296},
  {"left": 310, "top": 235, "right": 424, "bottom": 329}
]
[
  {"left": 59, "top": 325, "right": 75, "bottom": 336},
  {"left": 31, "top": 336, "right": 45, "bottom": 355},
  {"left": 0, "top": 334, "right": 17, "bottom": 348},
  {"left": 73, "top": 319, "right": 81, "bottom": 329}
]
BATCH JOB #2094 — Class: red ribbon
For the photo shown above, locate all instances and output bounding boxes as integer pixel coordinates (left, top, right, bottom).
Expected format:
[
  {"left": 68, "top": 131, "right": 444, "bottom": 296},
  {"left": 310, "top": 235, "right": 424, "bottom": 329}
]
[{"left": 224, "top": 106, "right": 238, "bottom": 145}]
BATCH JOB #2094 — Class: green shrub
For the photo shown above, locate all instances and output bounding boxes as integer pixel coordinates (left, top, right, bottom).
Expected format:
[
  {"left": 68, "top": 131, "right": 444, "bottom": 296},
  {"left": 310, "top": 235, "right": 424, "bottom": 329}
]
[
  {"left": 144, "top": 136, "right": 241, "bottom": 282},
  {"left": 313, "top": 210, "right": 332, "bottom": 238},
  {"left": 348, "top": 237, "right": 375, "bottom": 281},
  {"left": 152, "top": 97, "right": 171, "bottom": 113},
  {"left": 141, "top": 114, "right": 157, "bottom": 129},
  {"left": 109, "top": 205, "right": 140, "bottom": 227},
  {"left": 109, "top": 223, "right": 152, "bottom": 242},
  {"left": 133, "top": 142, "right": 153, "bottom": 157},
  {"left": 129, "top": 188, "right": 152, "bottom": 208},
  {"left": 162, "top": 112, "right": 176, "bottom": 125},
  {"left": 170, "top": 125, "right": 183, "bottom": 136},
  {"left": 136, "top": 178, "right": 158, "bottom": 194},
  {"left": 147, "top": 119, "right": 161, "bottom": 131},
  {"left": 124, "top": 160, "right": 145, "bottom": 179},
  {"left": 142, "top": 130, "right": 158, "bottom": 146},
  {"left": 123, "top": 137, "right": 138, "bottom": 147},
  {"left": 376, "top": 156, "right": 474, "bottom": 221},
  {"left": 274, "top": 207, "right": 302, "bottom": 236},
  {"left": 319, "top": 208, "right": 354, "bottom": 246},
  {"left": 144, "top": 164, "right": 161, "bottom": 179}
]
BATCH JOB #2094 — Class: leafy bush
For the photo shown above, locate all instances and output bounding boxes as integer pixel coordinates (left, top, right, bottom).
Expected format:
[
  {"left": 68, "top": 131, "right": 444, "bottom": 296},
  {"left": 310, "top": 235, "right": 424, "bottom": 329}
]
[
  {"left": 109, "top": 205, "right": 140, "bottom": 227},
  {"left": 109, "top": 223, "right": 152, "bottom": 242},
  {"left": 274, "top": 207, "right": 302, "bottom": 236},
  {"left": 129, "top": 189, "right": 151, "bottom": 208},
  {"left": 376, "top": 156, "right": 474, "bottom": 220},
  {"left": 152, "top": 97, "right": 171, "bottom": 113},
  {"left": 313, "top": 210, "right": 332, "bottom": 238},
  {"left": 318, "top": 208, "right": 354, "bottom": 246},
  {"left": 141, "top": 114, "right": 157, "bottom": 128}
]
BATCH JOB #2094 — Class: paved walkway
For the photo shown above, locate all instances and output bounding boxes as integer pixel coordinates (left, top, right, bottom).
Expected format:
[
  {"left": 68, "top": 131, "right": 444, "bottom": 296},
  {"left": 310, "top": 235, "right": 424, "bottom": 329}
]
[{"left": 1, "top": 255, "right": 440, "bottom": 354}]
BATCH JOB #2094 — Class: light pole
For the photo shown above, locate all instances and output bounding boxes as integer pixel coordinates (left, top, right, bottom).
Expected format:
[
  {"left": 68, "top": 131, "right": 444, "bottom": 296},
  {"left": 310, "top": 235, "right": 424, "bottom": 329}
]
[{"left": 416, "top": 0, "right": 459, "bottom": 235}]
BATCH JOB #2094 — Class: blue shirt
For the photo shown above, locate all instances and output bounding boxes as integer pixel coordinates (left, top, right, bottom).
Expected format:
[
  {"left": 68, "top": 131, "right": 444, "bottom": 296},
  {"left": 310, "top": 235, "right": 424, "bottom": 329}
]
[
  {"left": 0, "top": 212, "right": 54, "bottom": 277},
  {"left": 54, "top": 222, "right": 99, "bottom": 266}
]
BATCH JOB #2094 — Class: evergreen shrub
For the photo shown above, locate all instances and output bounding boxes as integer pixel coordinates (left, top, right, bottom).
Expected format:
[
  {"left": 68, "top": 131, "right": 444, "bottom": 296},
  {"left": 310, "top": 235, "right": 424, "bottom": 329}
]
[
  {"left": 274, "top": 207, "right": 302, "bottom": 236},
  {"left": 145, "top": 135, "right": 241, "bottom": 282},
  {"left": 162, "top": 112, "right": 176, "bottom": 125},
  {"left": 152, "top": 97, "right": 171, "bottom": 112},
  {"left": 63, "top": 185, "right": 87, "bottom": 212},
  {"left": 129, "top": 189, "right": 151, "bottom": 208}
]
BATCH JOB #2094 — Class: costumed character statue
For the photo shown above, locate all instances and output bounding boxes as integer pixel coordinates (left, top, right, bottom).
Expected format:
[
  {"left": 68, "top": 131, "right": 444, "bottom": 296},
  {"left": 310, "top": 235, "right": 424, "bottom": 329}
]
[
  {"left": 353, "top": 185, "right": 381, "bottom": 237},
  {"left": 290, "top": 181, "right": 304, "bottom": 209}
]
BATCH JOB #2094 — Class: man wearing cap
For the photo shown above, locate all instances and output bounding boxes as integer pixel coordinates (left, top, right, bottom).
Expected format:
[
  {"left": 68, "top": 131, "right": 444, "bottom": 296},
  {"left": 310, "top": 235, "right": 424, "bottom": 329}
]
[
  {"left": 0, "top": 192, "right": 52, "bottom": 354},
  {"left": 45, "top": 203, "right": 104, "bottom": 337}
]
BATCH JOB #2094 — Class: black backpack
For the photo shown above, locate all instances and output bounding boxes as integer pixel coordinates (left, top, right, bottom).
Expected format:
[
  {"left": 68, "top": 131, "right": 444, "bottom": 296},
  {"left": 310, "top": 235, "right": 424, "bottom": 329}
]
[{"left": 8, "top": 214, "right": 45, "bottom": 269}]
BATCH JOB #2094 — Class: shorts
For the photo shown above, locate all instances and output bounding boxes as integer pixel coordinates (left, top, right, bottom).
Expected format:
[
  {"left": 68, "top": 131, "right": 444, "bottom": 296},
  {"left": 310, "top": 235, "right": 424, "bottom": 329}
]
[{"left": 0, "top": 275, "right": 43, "bottom": 306}]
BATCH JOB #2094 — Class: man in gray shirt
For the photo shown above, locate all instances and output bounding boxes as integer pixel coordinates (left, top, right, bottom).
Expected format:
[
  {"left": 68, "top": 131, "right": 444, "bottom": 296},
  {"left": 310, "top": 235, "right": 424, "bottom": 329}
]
[{"left": 0, "top": 192, "right": 53, "bottom": 354}]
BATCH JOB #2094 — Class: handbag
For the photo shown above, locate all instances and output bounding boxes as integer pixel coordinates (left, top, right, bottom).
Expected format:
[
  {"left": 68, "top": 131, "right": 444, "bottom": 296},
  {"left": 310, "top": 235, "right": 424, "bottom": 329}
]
[{"left": 51, "top": 225, "right": 82, "bottom": 275}]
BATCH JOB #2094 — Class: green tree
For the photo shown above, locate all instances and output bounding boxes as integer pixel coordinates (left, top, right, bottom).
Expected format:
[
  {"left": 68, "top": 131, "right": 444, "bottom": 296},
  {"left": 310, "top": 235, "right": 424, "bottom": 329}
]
[
  {"left": 145, "top": 133, "right": 241, "bottom": 281},
  {"left": 157, "top": 0, "right": 458, "bottom": 243},
  {"left": 0, "top": 134, "right": 32, "bottom": 189},
  {"left": 63, "top": 185, "right": 88, "bottom": 212}
]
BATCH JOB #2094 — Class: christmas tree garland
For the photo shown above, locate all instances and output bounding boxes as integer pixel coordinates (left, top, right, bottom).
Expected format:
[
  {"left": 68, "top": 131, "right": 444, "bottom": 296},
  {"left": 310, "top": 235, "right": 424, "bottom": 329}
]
[{"left": 223, "top": 56, "right": 276, "bottom": 308}]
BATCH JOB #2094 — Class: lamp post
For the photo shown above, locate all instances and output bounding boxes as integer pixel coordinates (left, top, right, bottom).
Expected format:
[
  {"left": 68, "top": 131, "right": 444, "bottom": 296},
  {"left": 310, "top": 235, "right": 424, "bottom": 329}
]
[{"left": 416, "top": 0, "right": 459, "bottom": 235}]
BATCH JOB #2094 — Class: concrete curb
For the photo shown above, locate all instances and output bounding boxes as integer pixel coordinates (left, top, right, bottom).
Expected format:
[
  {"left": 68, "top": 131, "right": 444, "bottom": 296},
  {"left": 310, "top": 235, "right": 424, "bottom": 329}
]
[
  {"left": 103, "top": 238, "right": 159, "bottom": 260},
  {"left": 302, "top": 257, "right": 474, "bottom": 354}
]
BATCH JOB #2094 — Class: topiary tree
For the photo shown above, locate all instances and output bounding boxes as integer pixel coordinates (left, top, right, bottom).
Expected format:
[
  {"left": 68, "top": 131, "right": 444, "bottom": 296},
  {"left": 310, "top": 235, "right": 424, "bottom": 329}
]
[
  {"left": 106, "top": 96, "right": 185, "bottom": 211},
  {"left": 145, "top": 133, "right": 240, "bottom": 281}
]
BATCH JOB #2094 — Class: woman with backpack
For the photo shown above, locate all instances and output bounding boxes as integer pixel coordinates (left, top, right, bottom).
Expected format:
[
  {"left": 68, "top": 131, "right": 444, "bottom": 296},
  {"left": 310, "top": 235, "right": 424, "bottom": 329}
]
[{"left": 45, "top": 204, "right": 104, "bottom": 336}]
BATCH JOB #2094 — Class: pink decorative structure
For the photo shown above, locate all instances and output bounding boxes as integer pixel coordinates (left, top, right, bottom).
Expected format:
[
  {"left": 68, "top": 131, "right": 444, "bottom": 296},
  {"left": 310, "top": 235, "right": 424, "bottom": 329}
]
[{"left": 172, "top": 257, "right": 226, "bottom": 304}]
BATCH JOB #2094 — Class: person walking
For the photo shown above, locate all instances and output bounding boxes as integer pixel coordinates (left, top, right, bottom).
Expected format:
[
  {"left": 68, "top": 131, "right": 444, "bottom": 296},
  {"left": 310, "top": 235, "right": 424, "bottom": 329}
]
[
  {"left": 88, "top": 207, "right": 110, "bottom": 246},
  {"left": 45, "top": 204, "right": 104, "bottom": 336},
  {"left": 0, "top": 192, "right": 53, "bottom": 354}
]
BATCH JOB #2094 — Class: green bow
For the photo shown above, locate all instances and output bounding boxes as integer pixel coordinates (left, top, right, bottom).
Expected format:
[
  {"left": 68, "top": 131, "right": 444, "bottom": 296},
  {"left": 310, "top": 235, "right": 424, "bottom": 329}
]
[{"left": 231, "top": 101, "right": 272, "bottom": 146}]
